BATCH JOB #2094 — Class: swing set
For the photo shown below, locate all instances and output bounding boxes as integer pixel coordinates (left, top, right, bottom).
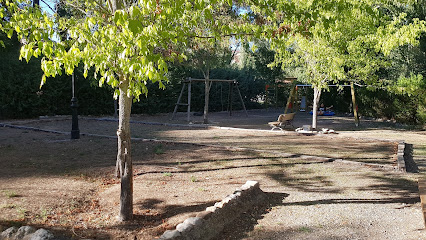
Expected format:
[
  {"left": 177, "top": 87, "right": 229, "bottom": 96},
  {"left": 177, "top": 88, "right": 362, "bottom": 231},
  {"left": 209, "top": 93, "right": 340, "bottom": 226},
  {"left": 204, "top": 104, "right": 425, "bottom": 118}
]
[
  {"left": 273, "top": 77, "right": 361, "bottom": 127},
  {"left": 171, "top": 77, "right": 248, "bottom": 122}
]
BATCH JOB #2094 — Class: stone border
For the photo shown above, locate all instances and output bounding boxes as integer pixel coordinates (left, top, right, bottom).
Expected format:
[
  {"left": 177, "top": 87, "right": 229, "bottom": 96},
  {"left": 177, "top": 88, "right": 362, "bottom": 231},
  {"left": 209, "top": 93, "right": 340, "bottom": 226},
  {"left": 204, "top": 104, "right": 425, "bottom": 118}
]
[{"left": 159, "top": 181, "right": 265, "bottom": 240}]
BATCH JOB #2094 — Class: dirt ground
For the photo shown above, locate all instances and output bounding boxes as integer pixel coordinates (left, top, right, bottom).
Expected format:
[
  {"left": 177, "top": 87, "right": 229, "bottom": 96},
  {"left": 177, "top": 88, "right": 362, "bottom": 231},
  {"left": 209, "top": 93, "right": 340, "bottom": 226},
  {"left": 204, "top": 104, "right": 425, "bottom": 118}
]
[{"left": 1, "top": 109, "right": 426, "bottom": 239}]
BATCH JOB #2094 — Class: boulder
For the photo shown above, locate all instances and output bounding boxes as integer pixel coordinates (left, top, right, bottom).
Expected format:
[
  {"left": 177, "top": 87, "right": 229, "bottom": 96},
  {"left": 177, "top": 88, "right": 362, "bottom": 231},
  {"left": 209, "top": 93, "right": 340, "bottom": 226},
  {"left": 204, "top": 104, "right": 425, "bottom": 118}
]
[
  {"left": 0, "top": 227, "right": 18, "bottom": 240},
  {"left": 28, "top": 229, "right": 54, "bottom": 240}
]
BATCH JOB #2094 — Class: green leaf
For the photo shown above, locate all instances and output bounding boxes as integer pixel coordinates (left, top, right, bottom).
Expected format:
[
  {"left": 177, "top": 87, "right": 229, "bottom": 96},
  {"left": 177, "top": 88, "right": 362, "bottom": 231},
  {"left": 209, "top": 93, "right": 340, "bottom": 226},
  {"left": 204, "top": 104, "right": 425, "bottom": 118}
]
[
  {"left": 113, "top": 11, "right": 122, "bottom": 24},
  {"left": 99, "top": 76, "right": 105, "bottom": 87},
  {"left": 114, "top": 89, "right": 120, "bottom": 99},
  {"left": 130, "top": 6, "right": 141, "bottom": 18},
  {"left": 40, "top": 74, "right": 46, "bottom": 88},
  {"left": 43, "top": 43, "right": 52, "bottom": 56},
  {"left": 7, "top": 29, "right": 13, "bottom": 38},
  {"left": 128, "top": 20, "right": 142, "bottom": 34}
]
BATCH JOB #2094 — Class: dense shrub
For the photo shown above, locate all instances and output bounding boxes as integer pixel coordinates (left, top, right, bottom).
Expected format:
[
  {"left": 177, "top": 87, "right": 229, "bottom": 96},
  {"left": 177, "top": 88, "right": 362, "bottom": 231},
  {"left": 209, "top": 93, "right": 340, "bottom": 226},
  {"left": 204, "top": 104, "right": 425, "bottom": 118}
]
[
  {"left": 1, "top": 33, "right": 424, "bottom": 125},
  {"left": 0, "top": 34, "right": 114, "bottom": 119}
]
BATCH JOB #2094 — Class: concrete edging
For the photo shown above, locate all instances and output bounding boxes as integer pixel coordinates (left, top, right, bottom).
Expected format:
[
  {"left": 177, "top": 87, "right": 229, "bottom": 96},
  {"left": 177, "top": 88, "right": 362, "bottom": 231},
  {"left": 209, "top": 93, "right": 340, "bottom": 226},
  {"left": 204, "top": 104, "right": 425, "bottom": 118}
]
[
  {"left": 397, "top": 141, "right": 407, "bottom": 172},
  {"left": 159, "top": 181, "right": 265, "bottom": 240}
]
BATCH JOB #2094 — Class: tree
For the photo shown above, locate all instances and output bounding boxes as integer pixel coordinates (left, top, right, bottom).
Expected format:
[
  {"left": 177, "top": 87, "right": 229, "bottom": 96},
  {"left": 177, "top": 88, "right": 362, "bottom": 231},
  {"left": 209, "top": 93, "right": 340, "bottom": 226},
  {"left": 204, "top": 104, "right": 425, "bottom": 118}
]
[
  {"left": 385, "top": 0, "right": 426, "bottom": 123},
  {"left": 187, "top": 38, "right": 233, "bottom": 123},
  {"left": 247, "top": 0, "right": 426, "bottom": 129},
  {"left": 1, "top": 0, "right": 233, "bottom": 221},
  {"left": 184, "top": 5, "right": 237, "bottom": 123}
]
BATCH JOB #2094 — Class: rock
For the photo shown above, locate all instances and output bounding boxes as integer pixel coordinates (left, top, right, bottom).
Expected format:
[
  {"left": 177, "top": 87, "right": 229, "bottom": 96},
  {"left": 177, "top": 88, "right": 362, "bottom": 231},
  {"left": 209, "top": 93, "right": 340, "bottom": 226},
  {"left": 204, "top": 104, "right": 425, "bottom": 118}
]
[
  {"left": 175, "top": 222, "right": 190, "bottom": 233},
  {"left": 14, "top": 226, "right": 36, "bottom": 239},
  {"left": 214, "top": 202, "right": 225, "bottom": 208},
  {"left": 176, "top": 217, "right": 203, "bottom": 233},
  {"left": 205, "top": 206, "right": 217, "bottom": 212},
  {"left": 196, "top": 211, "right": 213, "bottom": 220},
  {"left": 1, "top": 226, "right": 18, "bottom": 239},
  {"left": 183, "top": 217, "right": 203, "bottom": 227},
  {"left": 159, "top": 230, "right": 181, "bottom": 239},
  {"left": 28, "top": 229, "right": 54, "bottom": 240}
]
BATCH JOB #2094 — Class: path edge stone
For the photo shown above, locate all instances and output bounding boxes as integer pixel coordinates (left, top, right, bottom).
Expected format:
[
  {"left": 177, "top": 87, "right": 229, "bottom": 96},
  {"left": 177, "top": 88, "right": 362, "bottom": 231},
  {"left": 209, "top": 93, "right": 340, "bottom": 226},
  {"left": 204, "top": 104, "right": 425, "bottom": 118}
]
[{"left": 159, "top": 180, "right": 264, "bottom": 240}]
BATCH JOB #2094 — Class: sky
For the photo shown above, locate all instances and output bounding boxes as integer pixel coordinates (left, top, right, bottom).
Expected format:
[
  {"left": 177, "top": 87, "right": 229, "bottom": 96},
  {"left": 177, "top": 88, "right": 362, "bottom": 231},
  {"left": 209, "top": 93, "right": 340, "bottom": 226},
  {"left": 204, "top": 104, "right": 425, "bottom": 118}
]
[{"left": 39, "top": 0, "right": 56, "bottom": 15}]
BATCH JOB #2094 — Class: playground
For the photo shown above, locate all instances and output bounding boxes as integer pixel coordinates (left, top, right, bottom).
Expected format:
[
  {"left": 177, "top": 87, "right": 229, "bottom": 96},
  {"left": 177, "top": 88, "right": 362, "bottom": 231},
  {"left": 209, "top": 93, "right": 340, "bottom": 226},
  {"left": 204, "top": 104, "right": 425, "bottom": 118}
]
[
  {"left": 2, "top": 0, "right": 426, "bottom": 239},
  {"left": 1, "top": 110, "right": 426, "bottom": 239}
]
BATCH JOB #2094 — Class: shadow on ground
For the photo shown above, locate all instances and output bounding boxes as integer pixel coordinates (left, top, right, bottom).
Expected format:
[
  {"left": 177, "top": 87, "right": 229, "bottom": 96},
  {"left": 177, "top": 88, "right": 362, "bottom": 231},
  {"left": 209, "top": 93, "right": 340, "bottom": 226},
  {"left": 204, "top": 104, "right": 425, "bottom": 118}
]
[{"left": 213, "top": 192, "right": 289, "bottom": 240}]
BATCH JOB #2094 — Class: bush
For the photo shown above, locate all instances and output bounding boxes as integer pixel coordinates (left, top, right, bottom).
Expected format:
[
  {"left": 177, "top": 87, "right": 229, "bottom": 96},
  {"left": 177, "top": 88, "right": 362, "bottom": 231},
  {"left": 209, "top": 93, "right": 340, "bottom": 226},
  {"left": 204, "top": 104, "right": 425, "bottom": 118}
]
[{"left": 0, "top": 34, "right": 114, "bottom": 119}]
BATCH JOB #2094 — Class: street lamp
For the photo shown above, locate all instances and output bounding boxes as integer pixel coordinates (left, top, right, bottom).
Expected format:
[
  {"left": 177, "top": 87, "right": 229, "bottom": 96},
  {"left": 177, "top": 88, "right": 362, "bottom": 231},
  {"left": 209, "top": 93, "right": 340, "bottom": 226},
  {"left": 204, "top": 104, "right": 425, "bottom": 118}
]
[{"left": 71, "top": 72, "right": 80, "bottom": 139}]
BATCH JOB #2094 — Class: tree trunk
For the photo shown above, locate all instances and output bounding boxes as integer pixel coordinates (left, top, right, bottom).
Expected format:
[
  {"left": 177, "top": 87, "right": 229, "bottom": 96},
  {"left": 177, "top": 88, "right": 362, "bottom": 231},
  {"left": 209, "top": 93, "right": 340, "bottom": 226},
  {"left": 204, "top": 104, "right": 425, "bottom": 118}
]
[
  {"left": 350, "top": 82, "right": 359, "bottom": 127},
  {"left": 115, "top": 78, "right": 133, "bottom": 221},
  {"left": 312, "top": 86, "right": 321, "bottom": 130},
  {"left": 110, "top": 0, "right": 131, "bottom": 222},
  {"left": 203, "top": 70, "right": 210, "bottom": 124}
]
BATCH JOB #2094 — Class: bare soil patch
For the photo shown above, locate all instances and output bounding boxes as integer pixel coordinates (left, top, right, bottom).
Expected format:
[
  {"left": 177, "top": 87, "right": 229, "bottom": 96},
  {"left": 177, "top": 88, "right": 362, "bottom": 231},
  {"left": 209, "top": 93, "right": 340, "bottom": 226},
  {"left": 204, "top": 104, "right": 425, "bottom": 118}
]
[{"left": 1, "top": 111, "right": 425, "bottom": 239}]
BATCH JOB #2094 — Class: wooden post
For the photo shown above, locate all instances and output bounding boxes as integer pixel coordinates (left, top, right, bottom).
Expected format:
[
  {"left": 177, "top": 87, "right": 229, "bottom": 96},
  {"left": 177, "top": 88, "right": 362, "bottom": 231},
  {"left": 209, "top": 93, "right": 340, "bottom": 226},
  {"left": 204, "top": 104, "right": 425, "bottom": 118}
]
[
  {"left": 350, "top": 82, "right": 360, "bottom": 127},
  {"left": 235, "top": 82, "right": 248, "bottom": 117},
  {"left": 203, "top": 72, "right": 210, "bottom": 124},
  {"left": 171, "top": 82, "right": 186, "bottom": 120},
  {"left": 284, "top": 80, "right": 297, "bottom": 114},
  {"left": 229, "top": 82, "right": 233, "bottom": 116},
  {"left": 220, "top": 83, "right": 224, "bottom": 111},
  {"left": 187, "top": 80, "right": 191, "bottom": 122},
  {"left": 293, "top": 86, "right": 298, "bottom": 112},
  {"left": 418, "top": 178, "right": 426, "bottom": 228}
]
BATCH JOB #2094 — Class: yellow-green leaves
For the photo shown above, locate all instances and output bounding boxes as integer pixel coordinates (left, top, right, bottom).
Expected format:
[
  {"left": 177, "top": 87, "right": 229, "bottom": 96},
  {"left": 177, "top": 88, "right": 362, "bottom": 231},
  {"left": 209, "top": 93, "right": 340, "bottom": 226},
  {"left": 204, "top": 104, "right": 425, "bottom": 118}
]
[
  {"left": 261, "top": 0, "right": 426, "bottom": 88},
  {"left": 113, "top": 10, "right": 127, "bottom": 26},
  {"left": 129, "top": 5, "right": 141, "bottom": 18},
  {"left": 389, "top": 73, "right": 425, "bottom": 96},
  {"left": 6, "top": 29, "right": 13, "bottom": 38},
  {"left": 128, "top": 20, "right": 142, "bottom": 34},
  {"left": 377, "top": 17, "right": 426, "bottom": 56}
]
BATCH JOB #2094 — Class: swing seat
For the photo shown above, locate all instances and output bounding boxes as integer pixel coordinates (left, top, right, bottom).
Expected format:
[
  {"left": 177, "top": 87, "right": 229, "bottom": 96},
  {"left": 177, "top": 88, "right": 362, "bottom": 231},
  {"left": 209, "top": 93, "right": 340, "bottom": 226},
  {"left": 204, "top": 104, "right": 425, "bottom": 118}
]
[{"left": 268, "top": 113, "right": 296, "bottom": 130}]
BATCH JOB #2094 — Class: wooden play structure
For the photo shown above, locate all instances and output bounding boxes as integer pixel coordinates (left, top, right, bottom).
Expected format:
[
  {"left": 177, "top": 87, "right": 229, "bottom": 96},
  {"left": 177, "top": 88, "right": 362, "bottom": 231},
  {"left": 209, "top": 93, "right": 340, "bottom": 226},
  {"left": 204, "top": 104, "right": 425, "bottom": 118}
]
[
  {"left": 171, "top": 77, "right": 248, "bottom": 122},
  {"left": 265, "top": 77, "right": 297, "bottom": 109},
  {"left": 272, "top": 77, "right": 361, "bottom": 127}
]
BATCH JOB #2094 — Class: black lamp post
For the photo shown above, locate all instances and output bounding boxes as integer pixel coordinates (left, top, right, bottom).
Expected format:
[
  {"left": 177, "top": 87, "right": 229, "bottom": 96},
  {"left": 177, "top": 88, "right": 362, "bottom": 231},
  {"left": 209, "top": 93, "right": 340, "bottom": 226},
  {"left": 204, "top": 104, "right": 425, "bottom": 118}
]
[{"left": 71, "top": 72, "right": 80, "bottom": 139}]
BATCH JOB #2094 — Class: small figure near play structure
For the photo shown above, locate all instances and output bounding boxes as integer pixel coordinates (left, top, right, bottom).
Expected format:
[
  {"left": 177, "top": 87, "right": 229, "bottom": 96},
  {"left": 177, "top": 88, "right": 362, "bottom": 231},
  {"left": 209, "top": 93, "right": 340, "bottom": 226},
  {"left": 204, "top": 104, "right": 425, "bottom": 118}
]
[
  {"left": 309, "top": 104, "right": 335, "bottom": 116},
  {"left": 319, "top": 103, "right": 325, "bottom": 115}
]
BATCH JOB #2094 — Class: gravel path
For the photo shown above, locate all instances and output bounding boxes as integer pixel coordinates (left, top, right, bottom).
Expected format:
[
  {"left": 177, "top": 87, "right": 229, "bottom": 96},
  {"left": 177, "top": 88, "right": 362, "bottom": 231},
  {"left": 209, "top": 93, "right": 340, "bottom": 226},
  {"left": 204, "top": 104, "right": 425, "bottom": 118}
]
[{"left": 220, "top": 162, "right": 426, "bottom": 240}]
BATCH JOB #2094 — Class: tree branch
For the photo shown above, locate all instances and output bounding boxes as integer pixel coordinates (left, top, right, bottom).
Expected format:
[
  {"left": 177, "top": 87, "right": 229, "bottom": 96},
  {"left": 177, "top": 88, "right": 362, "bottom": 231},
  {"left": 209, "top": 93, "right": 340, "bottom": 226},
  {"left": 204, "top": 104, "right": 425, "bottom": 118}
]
[
  {"left": 40, "top": 0, "right": 55, "bottom": 12},
  {"left": 188, "top": 32, "right": 255, "bottom": 39},
  {"left": 64, "top": 1, "right": 88, "bottom": 16}
]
